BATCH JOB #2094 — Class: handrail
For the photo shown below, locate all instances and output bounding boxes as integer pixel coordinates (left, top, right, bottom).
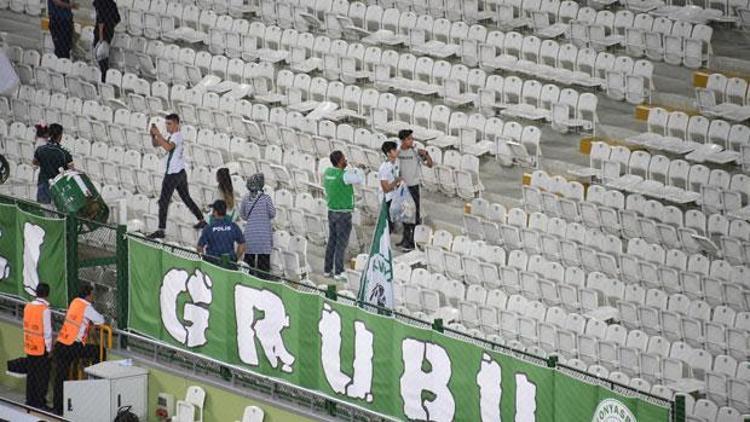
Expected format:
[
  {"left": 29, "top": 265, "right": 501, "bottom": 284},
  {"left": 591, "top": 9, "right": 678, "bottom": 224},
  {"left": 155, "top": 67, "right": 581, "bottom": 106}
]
[{"left": 98, "top": 324, "right": 113, "bottom": 362}]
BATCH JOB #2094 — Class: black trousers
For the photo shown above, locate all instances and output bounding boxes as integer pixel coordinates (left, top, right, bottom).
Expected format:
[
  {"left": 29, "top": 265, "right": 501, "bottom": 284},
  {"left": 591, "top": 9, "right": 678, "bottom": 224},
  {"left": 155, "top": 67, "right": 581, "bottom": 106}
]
[
  {"left": 26, "top": 353, "right": 50, "bottom": 409},
  {"left": 49, "top": 16, "right": 73, "bottom": 59},
  {"left": 244, "top": 254, "right": 270, "bottom": 278},
  {"left": 53, "top": 342, "right": 99, "bottom": 415},
  {"left": 385, "top": 199, "right": 394, "bottom": 233},
  {"left": 402, "top": 185, "right": 421, "bottom": 246},
  {"left": 158, "top": 170, "right": 203, "bottom": 230}
]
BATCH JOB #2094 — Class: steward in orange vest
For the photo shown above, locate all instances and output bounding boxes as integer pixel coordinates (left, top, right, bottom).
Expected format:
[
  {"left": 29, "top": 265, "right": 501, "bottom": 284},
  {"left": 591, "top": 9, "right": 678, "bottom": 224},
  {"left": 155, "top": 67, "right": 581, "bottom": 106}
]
[
  {"left": 52, "top": 285, "right": 105, "bottom": 416},
  {"left": 22, "top": 283, "right": 52, "bottom": 410}
]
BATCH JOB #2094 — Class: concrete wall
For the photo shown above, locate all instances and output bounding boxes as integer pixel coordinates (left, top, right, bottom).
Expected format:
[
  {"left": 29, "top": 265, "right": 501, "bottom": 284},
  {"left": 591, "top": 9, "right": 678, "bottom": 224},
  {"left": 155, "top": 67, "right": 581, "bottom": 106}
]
[{"left": 0, "top": 319, "right": 316, "bottom": 422}]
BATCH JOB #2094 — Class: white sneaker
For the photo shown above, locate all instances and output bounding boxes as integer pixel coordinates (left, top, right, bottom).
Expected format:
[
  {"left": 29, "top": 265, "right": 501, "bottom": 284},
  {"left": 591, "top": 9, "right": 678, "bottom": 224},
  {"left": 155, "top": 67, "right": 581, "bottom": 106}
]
[{"left": 333, "top": 273, "right": 347, "bottom": 282}]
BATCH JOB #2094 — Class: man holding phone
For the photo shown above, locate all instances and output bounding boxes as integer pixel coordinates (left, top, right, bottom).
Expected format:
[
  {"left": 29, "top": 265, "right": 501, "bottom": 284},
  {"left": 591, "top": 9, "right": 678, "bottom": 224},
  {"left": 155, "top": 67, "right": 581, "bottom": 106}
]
[
  {"left": 397, "top": 129, "right": 432, "bottom": 251},
  {"left": 147, "top": 114, "right": 206, "bottom": 239}
]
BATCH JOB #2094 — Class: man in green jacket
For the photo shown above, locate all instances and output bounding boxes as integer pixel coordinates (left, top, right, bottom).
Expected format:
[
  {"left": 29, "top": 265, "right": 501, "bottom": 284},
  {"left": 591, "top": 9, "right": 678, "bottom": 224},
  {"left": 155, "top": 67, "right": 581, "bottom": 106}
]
[{"left": 323, "top": 150, "right": 364, "bottom": 280}]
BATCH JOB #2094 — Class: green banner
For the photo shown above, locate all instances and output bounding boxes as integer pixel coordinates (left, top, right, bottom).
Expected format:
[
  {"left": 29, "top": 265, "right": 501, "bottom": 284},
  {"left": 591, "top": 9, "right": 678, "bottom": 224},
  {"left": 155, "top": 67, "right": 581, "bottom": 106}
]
[
  {"left": 128, "top": 238, "right": 670, "bottom": 422},
  {"left": 0, "top": 203, "right": 68, "bottom": 307}
]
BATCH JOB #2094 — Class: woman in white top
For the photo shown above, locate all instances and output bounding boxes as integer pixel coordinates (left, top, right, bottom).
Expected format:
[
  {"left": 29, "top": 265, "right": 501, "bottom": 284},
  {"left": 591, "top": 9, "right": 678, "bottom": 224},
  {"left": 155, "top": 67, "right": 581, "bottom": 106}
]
[{"left": 378, "top": 141, "right": 402, "bottom": 232}]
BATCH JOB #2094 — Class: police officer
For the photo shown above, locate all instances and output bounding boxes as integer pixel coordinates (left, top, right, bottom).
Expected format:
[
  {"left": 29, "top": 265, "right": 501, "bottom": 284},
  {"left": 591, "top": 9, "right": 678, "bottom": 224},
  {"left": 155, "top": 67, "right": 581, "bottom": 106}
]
[
  {"left": 197, "top": 199, "right": 246, "bottom": 268},
  {"left": 32, "top": 123, "right": 73, "bottom": 205},
  {"left": 53, "top": 285, "right": 105, "bottom": 415},
  {"left": 23, "top": 283, "right": 52, "bottom": 411}
]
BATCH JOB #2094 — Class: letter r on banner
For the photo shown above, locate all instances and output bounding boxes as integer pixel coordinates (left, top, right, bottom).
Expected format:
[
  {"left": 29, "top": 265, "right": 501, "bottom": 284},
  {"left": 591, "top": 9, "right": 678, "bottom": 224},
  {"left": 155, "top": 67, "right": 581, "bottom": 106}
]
[{"left": 234, "top": 285, "right": 295, "bottom": 373}]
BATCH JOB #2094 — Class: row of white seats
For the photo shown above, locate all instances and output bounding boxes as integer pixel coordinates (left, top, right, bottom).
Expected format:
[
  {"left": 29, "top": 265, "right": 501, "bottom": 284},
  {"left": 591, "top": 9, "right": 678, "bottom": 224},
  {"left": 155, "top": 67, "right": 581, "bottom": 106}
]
[
  {"left": 529, "top": 171, "right": 748, "bottom": 243},
  {"left": 625, "top": 112, "right": 748, "bottom": 167},
  {"left": 694, "top": 73, "right": 750, "bottom": 123},
  {"left": 0, "top": 0, "right": 42, "bottom": 15},
  {"left": 602, "top": 150, "right": 747, "bottom": 206}
]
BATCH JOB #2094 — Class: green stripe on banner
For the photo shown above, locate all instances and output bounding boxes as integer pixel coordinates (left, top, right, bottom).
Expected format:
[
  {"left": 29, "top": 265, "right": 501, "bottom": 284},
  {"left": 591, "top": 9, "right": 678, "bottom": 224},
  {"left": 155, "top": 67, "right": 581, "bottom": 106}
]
[
  {"left": 0, "top": 203, "right": 68, "bottom": 307},
  {"left": 127, "top": 237, "right": 670, "bottom": 421}
]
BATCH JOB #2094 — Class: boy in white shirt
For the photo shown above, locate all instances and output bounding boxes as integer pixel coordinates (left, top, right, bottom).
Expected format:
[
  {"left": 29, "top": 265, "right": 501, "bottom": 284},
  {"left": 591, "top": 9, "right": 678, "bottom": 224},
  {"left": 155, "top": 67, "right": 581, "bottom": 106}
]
[{"left": 378, "top": 141, "right": 402, "bottom": 232}]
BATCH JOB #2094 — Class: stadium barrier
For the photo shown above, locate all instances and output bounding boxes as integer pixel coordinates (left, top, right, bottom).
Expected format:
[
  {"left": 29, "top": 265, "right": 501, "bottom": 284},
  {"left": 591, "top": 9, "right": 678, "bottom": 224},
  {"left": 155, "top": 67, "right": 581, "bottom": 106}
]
[
  {"left": 127, "top": 236, "right": 675, "bottom": 422},
  {"left": 0, "top": 194, "right": 677, "bottom": 421}
]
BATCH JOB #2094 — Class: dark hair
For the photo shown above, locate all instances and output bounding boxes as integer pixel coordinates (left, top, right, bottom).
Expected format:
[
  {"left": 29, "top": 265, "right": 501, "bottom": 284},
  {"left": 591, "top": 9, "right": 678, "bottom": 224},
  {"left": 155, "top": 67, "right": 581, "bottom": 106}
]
[
  {"left": 165, "top": 113, "right": 180, "bottom": 123},
  {"left": 48, "top": 123, "right": 63, "bottom": 142},
  {"left": 329, "top": 150, "right": 344, "bottom": 167},
  {"left": 36, "top": 283, "right": 50, "bottom": 298},
  {"left": 35, "top": 124, "right": 48, "bottom": 139},
  {"left": 79, "top": 284, "right": 93, "bottom": 299},
  {"left": 212, "top": 200, "right": 227, "bottom": 216},
  {"left": 216, "top": 168, "right": 234, "bottom": 209},
  {"left": 398, "top": 129, "right": 413, "bottom": 141},
  {"left": 381, "top": 141, "right": 398, "bottom": 155}
]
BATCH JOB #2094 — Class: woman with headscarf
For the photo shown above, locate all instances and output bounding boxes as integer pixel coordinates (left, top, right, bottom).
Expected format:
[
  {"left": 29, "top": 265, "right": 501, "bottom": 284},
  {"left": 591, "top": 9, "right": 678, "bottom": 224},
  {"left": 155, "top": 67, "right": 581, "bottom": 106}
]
[{"left": 239, "top": 173, "right": 275, "bottom": 278}]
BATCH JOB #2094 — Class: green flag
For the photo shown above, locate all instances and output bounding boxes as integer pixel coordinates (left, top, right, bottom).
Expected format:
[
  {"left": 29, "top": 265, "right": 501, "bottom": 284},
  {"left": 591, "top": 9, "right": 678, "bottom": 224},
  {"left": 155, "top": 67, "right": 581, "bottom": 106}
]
[
  {"left": 357, "top": 200, "right": 394, "bottom": 309},
  {"left": 0, "top": 203, "right": 68, "bottom": 307}
]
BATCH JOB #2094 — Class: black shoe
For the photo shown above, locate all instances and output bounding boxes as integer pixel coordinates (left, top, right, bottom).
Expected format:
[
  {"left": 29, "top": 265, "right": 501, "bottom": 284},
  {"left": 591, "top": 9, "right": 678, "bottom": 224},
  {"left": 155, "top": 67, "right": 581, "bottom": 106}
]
[
  {"left": 37, "top": 405, "right": 55, "bottom": 413},
  {"left": 147, "top": 230, "right": 165, "bottom": 239},
  {"left": 193, "top": 220, "right": 207, "bottom": 229}
]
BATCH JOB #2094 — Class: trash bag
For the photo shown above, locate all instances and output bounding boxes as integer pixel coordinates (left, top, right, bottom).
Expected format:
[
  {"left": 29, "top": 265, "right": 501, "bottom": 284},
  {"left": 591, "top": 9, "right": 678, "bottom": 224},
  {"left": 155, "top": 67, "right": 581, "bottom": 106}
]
[
  {"left": 114, "top": 405, "right": 139, "bottom": 422},
  {"left": 389, "top": 185, "right": 416, "bottom": 225},
  {"left": 94, "top": 41, "right": 110, "bottom": 61}
]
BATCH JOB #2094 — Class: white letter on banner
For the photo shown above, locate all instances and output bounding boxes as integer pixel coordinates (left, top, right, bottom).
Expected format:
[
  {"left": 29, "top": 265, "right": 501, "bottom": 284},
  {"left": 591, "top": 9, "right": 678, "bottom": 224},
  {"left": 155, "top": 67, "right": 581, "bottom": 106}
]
[
  {"left": 234, "top": 285, "right": 295, "bottom": 373},
  {"left": 0, "top": 229, "right": 11, "bottom": 281},
  {"left": 319, "top": 303, "right": 374, "bottom": 402},
  {"left": 476, "top": 353, "right": 502, "bottom": 422},
  {"left": 515, "top": 373, "right": 536, "bottom": 422},
  {"left": 400, "top": 338, "right": 455, "bottom": 422},
  {"left": 159, "top": 269, "right": 213, "bottom": 347},
  {"left": 22, "top": 222, "right": 45, "bottom": 295}
]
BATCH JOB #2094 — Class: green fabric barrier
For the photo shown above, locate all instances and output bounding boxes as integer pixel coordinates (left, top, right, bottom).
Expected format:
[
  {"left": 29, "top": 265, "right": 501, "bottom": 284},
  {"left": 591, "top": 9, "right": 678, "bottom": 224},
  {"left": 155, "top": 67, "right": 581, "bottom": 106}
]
[
  {"left": 0, "top": 203, "right": 67, "bottom": 307},
  {"left": 128, "top": 237, "right": 670, "bottom": 422}
]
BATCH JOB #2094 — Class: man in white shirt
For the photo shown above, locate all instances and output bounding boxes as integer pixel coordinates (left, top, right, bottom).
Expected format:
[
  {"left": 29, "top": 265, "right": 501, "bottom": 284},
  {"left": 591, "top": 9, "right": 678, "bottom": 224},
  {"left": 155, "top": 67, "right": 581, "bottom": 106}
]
[
  {"left": 378, "top": 141, "right": 402, "bottom": 232},
  {"left": 148, "top": 113, "right": 206, "bottom": 239},
  {"left": 53, "top": 285, "right": 106, "bottom": 415},
  {"left": 397, "top": 129, "right": 432, "bottom": 251},
  {"left": 23, "top": 283, "right": 52, "bottom": 410}
]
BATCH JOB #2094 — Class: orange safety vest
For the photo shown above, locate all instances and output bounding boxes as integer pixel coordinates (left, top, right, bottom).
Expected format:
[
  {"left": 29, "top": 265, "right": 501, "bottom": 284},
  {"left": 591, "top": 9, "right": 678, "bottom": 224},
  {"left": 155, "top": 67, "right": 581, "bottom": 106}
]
[
  {"left": 57, "top": 298, "right": 91, "bottom": 346},
  {"left": 23, "top": 301, "right": 48, "bottom": 356}
]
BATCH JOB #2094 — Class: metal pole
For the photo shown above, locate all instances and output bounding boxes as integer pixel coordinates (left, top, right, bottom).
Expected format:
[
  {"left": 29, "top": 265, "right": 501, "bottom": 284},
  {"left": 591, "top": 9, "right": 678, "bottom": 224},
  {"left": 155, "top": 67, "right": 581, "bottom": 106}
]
[
  {"left": 65, "top": 213, "right": 79, "bottom": 302},
  {"left": 673, "top": 394, "right": 685, "bottom": 422},
  {"left": 115, "top": 225, "right": 128, "bottom": 332}
]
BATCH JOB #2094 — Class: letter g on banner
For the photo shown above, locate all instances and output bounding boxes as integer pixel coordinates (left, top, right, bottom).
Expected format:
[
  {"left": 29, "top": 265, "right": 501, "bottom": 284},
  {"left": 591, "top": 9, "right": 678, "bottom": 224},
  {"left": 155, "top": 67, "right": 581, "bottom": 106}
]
[{"left": 159, "top": 269, "right": 213, "bottom": 347}]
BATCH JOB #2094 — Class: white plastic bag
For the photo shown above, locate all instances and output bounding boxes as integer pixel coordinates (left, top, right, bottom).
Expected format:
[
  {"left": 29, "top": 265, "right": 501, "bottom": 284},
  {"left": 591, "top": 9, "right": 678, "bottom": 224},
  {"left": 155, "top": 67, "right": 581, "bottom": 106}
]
[
  {"left": 389, "top": 185, "right": 416, "bottom": 225},
  {"left": 94, "top": 41, "right": 110, "bottom": 61},
  {"left": 0, "top": 50, "right": 19, "bottom": 95}
]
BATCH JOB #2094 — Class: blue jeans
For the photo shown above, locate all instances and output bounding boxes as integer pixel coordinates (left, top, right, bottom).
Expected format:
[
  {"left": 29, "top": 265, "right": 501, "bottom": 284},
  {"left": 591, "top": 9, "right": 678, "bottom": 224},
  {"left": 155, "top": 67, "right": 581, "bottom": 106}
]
[
  {"left": 324, "top": 211, "right": 352, "bottom": 275},
  {"left": 36, "top": 181, "right": 51, "bottom": 204}
]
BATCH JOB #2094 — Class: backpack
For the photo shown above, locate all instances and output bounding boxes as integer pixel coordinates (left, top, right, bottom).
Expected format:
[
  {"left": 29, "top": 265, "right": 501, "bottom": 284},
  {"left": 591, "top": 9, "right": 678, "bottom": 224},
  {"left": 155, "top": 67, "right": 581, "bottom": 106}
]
[{"left": 113, "top": 405, "right": 139, "bottom": 422}]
